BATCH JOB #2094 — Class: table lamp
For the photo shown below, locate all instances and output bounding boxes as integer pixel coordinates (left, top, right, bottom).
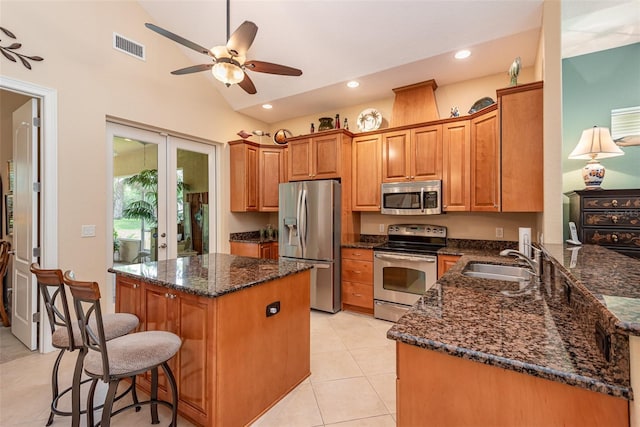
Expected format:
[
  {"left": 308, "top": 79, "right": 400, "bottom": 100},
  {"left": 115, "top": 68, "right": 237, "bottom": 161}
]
[{"left": 568, "top": 126, "right": 624, "bottom": 189}]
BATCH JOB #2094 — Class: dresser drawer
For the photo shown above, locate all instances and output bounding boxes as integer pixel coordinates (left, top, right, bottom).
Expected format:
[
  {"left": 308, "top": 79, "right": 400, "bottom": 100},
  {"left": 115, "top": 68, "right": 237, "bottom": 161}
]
[
  {"left": 583, "top": 229, "right": 640, "bottom": 248},
  {"left": 342, "top": 259, "right": 373, "bottom": 282},
  {"left": 342, "top": 248, "right": 374, "bottom": 262},
  {"left": 342, "top": 281, "right": 374, "bottom": 309},
  {"left": 582, "top": 196, "right": 640, "bottom": 210},
  {"left": 584, "top": 211, "right": 640, "bottom": 228}
]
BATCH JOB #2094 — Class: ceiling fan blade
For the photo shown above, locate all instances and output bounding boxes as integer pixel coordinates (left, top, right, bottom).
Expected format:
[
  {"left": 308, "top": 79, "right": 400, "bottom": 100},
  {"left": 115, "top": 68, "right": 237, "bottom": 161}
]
[
  {"left": 171, "top": 64, "right": 214, "bottom": 75},
  {"left": 238, "top": 72, "right": 257, "bottom": 94},
  {"left": 226, "top": 21, "right": 258, "bottom": 56},
  {"left": 145, "top": 23, "right": 213, "bottom": 57},
  {"left": 245, "top": 60, "right": 303, "bottom": 76}
]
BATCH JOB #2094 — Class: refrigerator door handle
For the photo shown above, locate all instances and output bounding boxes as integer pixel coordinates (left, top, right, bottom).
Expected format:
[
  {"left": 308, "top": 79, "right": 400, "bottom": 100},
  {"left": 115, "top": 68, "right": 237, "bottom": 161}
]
[
  {"left": 300, "top": 188, "right": 308, "bottom": 255},
  {"left": 296, "top": 187, "right": 303, "bottom": 251}
]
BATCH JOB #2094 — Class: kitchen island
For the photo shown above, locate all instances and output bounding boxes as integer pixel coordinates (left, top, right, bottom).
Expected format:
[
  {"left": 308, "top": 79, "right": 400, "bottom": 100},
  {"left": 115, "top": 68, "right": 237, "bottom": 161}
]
[
  {"left": 109, "top": 254, "right": 312, "bottom": 427},
  {"left": 389, "top": 244, "right": 638, "bottom": 426}
]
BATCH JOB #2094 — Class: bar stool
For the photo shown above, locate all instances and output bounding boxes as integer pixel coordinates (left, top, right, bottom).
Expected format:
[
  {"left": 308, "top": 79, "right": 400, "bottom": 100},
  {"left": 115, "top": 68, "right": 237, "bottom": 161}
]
[
  {"left": 0, "top": 241, "right": 12, "bottom": 327},
  {"left": 31, "top": 264, "right": 139, "bottom": 427},
  {"left": 63, "top": 271, "right": 181, "bottom": 427}
]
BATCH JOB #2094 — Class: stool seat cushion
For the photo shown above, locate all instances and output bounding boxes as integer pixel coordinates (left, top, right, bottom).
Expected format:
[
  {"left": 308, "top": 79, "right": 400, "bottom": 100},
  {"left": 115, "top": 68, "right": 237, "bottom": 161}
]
[
  {"left": 52, "top": 313, "right": 139, "bottom": 349},
  {"left": 84, "top": 331, "right": 181, "bottom": 378}
]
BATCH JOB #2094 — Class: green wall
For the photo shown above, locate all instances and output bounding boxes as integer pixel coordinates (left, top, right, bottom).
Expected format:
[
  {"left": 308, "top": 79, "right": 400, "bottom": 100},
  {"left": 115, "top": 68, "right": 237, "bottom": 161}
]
[{"left": 562, "top": 43, "right": 640, "bottom": 238}]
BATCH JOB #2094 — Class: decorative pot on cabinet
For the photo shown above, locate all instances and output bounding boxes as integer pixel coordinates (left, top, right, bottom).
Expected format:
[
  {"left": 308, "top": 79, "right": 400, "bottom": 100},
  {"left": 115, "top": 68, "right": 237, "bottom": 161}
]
[{"left": 318, "top": 117, "right": 334, "bottom": 131}]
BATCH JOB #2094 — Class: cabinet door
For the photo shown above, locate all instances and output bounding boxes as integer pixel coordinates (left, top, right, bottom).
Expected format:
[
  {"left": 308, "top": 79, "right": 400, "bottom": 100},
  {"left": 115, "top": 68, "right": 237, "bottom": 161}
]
[
  {"left": 115, "top": 276, "right": 142, "bottom": 331},
  {"left": 412, "top": 124, "right": 442, "bottom": 180},
  {"left": 271, "top": 242, "right": 279, "bottom": 259},
  {"left": 382, "top": 130, "right": 411, "bottom": 182},
  {"left": 352, "top": 135, "right": 382, "bottom": 211},
  {"left": 229, "top": 141, "right": 258, "bottom": 211},
  {"left": 443, "top": 121, "right": 471, "bottom": 211},
  {"left": 288, "top": 138, "right": 312, "bottom": 181},
  {"left": 229, "top": 241, "right": 260, "bottom": 258},
  {"left": 259, "top": 146, "right": 284, "bottom": 211},
  {"left": 438, "top": 255, "right": 461, "bottom": 278},
  {"left": 470, "top": 110, "right": 500, "bottom": 212},
  {"left": 259, "top": 243, "right": 272, "bottom": 259},
  {"left": 313, "top": 134, "right": 341, "bottom": 179},
  {"left": 500, "top": 83, "right": 543, "bottom": 212}
]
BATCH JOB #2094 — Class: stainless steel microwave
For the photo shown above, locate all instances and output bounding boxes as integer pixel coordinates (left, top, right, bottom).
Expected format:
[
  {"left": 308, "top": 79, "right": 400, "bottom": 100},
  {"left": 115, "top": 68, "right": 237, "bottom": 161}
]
[{"left": 381, "top": 180, "right": 442, "bottom": 215}]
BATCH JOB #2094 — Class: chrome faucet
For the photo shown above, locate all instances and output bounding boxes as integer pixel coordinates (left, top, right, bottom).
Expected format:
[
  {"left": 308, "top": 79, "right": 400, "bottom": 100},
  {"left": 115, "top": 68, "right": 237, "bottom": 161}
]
[{"left": 500, "top": 246, "right": 543, "bottom": 284}]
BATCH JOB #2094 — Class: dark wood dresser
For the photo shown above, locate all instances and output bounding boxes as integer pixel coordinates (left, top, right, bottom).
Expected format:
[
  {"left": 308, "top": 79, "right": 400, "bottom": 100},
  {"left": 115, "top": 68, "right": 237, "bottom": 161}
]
[{"left": 567, "top": 188, "right": 640, "bottom": 258}]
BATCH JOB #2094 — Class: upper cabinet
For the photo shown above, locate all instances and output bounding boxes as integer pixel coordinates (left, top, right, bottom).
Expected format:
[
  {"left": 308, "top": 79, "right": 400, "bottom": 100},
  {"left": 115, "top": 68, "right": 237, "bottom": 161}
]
[
  {"left": 352, "top": 134, "right": 382, "bottom": 211},
  {"left": 442, "top": 120, "right": 471, "bottom": 212},
  {"left": 498, "top": 82, "right": 543, "bottom": 212},
  {"left": 470, "top": 108, "right": 500, "bottom": 212},
  {"left": 229, "top": 140, "right": 285, "bottom": 212},
  {"left": 381, "top": 124, "right": 442, "bottom": 183},
  {"left": 288, "top": 131, "right": 344, "bottom": 181}
]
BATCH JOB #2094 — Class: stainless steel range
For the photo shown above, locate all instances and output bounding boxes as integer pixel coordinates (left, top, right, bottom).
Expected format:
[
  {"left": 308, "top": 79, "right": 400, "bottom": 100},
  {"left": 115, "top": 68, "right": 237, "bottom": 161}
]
[{"left": 373, "top": 224, "right": 447, "bottom": 322}]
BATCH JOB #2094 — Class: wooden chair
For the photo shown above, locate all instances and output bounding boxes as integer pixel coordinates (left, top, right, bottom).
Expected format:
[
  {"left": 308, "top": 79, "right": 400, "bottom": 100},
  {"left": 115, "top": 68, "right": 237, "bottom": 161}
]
[
  {"left": 30, "top": 264, "right": 139, "bottom": 427},
  {"left": 0, "top": 241, "right": 12, "bottom": 327},
  {"left": 63, "top": 271, "right": 181, "bottom": 427}
]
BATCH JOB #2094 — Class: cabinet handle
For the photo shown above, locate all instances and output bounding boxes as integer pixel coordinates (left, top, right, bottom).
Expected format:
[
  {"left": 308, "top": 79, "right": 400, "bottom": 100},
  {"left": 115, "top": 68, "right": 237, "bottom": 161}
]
[
  {"left": 612, "top": 199, "right": 618, "bottom": 207},
  {"left": 133, "top": 284, "right": 139, "bottom": 289},
  {"left": 611, "top": 215, "right": 618, "bottom": 223},
  {"left": 350, "top": 270, "right": 362, "bottom": 274},
  {"left": 352, "top": 293, "right": 362, "bottom": 297},
  {"left": 410, "top": 176, "right": 415, "bottom": 179},
  {"left": 612, "top": 234, "right": 619, "bottom": 242}
]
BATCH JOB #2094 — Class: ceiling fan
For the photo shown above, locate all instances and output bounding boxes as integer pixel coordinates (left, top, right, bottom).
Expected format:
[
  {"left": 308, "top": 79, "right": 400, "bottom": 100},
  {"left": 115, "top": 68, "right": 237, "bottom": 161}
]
[{"left": 145, "top": 0, "right": 302, "bottom": 95}]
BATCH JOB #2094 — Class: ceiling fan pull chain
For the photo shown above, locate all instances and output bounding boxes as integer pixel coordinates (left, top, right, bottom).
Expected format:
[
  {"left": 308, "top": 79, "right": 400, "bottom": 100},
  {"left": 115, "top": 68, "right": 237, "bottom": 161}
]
[{"left": 226, "top": 0, "right": 230, "bottom": 42}]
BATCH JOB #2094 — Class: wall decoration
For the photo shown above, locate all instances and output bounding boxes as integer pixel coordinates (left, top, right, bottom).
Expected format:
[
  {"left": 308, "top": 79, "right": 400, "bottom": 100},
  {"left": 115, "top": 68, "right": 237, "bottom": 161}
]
[
  {"left": 7, "top": 161, "right": 14, "bottom": 193},
  {"left": 611, "top": 106, "right": 640, "bottom": 147},
  {"left": 508, "top": 56, "right": 521, "bottom": 86},
  {"left": 0, "top": 27, "right": 44, "bottom": 70},
  {"left": 5, "top": 195, "right": 13, "bottom": 235}
]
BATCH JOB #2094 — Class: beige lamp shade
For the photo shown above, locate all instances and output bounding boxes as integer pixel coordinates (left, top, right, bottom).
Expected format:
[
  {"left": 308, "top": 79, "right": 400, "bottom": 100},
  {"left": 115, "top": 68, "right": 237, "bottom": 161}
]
[{"left": 568, "top": 126, "right": 624, "bottom": 159}]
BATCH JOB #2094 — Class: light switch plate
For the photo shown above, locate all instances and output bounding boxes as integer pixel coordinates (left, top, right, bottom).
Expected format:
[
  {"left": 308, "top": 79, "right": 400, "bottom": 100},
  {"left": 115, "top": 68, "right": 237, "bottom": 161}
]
[
  {"left": 81, "top": 225, "right": 96, "bottom": 237},
  {"left": 495, "top": 227, "right": 504, "bottom": 238}
]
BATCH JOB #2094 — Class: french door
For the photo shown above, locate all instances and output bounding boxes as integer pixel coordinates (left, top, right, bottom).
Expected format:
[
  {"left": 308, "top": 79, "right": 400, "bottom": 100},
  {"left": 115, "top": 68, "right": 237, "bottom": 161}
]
[{"left": 107, "top": 123, "right": 216, "bottom": 267}]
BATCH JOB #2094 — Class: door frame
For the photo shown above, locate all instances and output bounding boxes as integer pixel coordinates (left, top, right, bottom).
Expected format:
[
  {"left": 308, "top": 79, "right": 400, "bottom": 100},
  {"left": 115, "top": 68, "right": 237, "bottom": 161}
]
[{"left": 0, "top": 76, "right": 59, "bottom": 354}]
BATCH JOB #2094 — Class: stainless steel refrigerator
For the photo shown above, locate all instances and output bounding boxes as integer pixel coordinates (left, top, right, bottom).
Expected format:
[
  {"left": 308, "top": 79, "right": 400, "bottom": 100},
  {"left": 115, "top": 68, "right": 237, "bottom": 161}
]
[{"left": 279, "top": 180, "right": 341, "bottom": 313}]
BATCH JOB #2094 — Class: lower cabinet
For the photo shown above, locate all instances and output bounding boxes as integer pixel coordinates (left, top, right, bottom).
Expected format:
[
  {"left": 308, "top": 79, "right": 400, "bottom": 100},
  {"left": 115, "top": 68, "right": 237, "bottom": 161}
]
[
  {"left": 437, "top": 254, "right": 461, "bottom": 278},
  {"left": 229, "top": 241, "right": 279, "bottom": 259},
  {"left": 341, "top": 248, "right": 374, "bottom": 314},
  {"left": 396, "top": 342, "right": 629, "bottom": 426}
]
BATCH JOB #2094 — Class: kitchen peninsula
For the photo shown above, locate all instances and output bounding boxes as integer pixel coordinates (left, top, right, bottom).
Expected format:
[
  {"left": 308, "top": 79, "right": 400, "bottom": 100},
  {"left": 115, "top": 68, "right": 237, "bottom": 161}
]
[{"left": 109, "top": 254, "right": 312, "bottom": 426}]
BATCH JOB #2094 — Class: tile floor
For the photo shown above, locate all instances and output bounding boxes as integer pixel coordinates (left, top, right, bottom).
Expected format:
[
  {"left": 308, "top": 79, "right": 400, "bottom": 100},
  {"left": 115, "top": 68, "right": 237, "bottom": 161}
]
[{"left": 0, "top": 310, "right": 397, "bottom": 426}]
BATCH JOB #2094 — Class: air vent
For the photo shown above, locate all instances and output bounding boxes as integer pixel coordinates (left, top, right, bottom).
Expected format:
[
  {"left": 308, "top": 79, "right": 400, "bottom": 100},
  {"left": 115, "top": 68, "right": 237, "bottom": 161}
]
[{"left": 113, "top": 32, "right": 145, "bottom": 60}]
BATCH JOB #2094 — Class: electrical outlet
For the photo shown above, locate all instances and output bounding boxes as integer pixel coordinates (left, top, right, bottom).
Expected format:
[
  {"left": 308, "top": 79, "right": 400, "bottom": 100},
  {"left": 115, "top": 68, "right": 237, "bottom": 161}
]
[
  {"left": 495, "top": 227, "right": 504, "bottom": 238},
  {"left": 379, "top": 224, "right": 385, "bottom": 233},
  {"left": 81, "top": 225, "right": 96, "bottom": 237}
]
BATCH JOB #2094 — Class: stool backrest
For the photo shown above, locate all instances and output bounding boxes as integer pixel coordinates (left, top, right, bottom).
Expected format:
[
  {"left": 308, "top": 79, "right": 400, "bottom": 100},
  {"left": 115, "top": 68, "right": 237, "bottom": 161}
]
[
  {"left": 0, "top": 241, "right": 11, "bottom": 278},
  {"left": 63, "top": 271, "right": 111, "bottom": 382},
  {"left": 30, "top": 263, "right": 76, "bottom": 349}
]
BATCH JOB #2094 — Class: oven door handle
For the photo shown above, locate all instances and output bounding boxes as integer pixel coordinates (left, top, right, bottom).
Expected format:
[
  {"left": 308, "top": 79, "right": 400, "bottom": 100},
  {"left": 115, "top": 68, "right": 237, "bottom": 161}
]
[{"left": 375, "top": 253, "right": 436, "bottom": 263}]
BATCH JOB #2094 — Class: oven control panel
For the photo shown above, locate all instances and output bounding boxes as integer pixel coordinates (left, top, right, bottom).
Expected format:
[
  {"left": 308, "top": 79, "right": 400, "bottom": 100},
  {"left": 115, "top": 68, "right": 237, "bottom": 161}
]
[{"left": 387, "top": 224, "right": 447, "bottom": 238}]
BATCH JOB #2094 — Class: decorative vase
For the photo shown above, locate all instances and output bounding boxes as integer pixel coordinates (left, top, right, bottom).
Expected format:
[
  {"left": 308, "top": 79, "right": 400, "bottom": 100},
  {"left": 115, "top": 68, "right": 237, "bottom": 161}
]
[{"left": 318, "top": 117, "right": 334, "bottom": 131}]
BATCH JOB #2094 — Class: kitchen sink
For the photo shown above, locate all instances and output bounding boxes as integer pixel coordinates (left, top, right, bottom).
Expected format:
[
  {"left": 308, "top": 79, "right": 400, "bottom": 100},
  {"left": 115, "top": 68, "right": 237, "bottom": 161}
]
[{"left": 462, "top": 263, "right": 532, "bottom": 282}]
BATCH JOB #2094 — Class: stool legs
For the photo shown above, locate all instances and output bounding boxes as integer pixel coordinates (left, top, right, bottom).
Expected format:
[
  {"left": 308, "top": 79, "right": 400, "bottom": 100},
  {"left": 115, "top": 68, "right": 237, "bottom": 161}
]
[
  {"left": 162, "top": 362, "right": 179, "bottom": 427},
  {"left": 47, "top": 349, "right": 65, "bottom": 426},
  {"left": 150, "top": 368, "right": 159, "bottom": 424}
]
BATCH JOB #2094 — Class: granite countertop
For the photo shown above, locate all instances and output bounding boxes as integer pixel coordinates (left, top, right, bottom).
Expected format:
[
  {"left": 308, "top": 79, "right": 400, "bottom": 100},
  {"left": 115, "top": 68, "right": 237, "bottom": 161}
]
[
  {"left": 229, "top": 231, "right": 278, "bottom": 244},
  {"left": 542, "top": 243, "right": 640, "bottom": 336},
  {"left": 388, "top": 247, "right": 635, "bottom": 400},
  {"left": 109, "top": 253, "right": 312, "bottom": 298}
]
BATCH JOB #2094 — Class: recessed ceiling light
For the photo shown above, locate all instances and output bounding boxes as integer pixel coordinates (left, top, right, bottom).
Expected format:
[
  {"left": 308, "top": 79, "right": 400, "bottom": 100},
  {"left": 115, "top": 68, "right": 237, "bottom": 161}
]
[
  {"left": 455, "top": 50, "right": 471, "bottom": 59},
  {"left": 347, "top": 81, "right": 360, "bottom": 88},
  {"left": 262, "top": 104, "right": 273, "bottom": 109}
]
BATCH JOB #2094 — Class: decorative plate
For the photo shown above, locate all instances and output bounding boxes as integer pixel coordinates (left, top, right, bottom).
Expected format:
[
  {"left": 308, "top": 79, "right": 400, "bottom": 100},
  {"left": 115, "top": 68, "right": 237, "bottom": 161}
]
[
  {"left": 468, "top": 97, "right": 495, "bottom": 114},
  {"left": 357, "top": 108, "right": 382, "bottom": 132},
  {"left": 273, "top": 129, "right": 292, "bottom": 145}
]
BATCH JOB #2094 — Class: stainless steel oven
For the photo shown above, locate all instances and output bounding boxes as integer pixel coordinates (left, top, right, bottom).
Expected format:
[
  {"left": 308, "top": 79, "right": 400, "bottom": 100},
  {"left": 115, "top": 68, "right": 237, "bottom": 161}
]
[{"left": 373, "top": 224, "right": 446, "bottom": 322}]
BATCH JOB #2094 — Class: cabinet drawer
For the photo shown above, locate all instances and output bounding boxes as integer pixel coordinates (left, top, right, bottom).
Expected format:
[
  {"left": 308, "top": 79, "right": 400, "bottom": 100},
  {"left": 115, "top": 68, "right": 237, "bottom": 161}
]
[
  {"left": 584, "top": 211, "right": 640, "bottom": 228},
  {"left": 583, "top": 229, "right": 640, "bottom": 248},
  {"left": 342, "top": 248, "right": 373, "bottom": 261},
  {"left": 342, "top": 259, "right": 373, "bottom": 282},
  {"left": 583, "top": 196, "right": 640, "bottom": 210},
  {"left": 342, "top": 281, "right": 373, "bottom": 309}
]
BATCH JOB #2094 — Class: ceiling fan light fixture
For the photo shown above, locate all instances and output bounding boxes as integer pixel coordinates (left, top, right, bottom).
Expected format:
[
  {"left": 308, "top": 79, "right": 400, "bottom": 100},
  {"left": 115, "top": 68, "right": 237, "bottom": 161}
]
[
  {"left": 212, "top": 62, "right": 245, "bottom": 85},
  {"left": 347, "top": 81, "right": 360, "bottom": 88}
]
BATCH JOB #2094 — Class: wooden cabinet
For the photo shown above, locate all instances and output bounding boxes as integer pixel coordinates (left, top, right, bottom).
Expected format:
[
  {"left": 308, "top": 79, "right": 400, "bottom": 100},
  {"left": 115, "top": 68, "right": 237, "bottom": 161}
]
[
  {"left": 341, "top": 248, "right": 374, "bottom": 314},
  {"left": 229, "top": 140, "right": 284, "bottom": 212},
  {"left": 230, "top": 241, "right": 279, "bottom": 259},
  {"left": 287, "top": 131, "right": 343, "bottom": 181},
  {"left": 568, "top": 188, "right": 640, "bottom": 258},
  {"left": 382, "top": 125, "right": 442, "bottom": 182},
  {"left": 442, "top": 120, "right": 471, "bottom": 211},
  {"left": 396, "top": 342, "right": 628, "bottom": 426},
  {"left": 437, "top": 254, "right": 461, "bottom": 278},
  {"left": 470, "top": 108, "right": 500, "bottom": 211},
  {"left": 352, "top": 134, "right": 382, "bottom": 211},
  {"left": 498, "top": 82, "right": 543, "bottom": 212}
]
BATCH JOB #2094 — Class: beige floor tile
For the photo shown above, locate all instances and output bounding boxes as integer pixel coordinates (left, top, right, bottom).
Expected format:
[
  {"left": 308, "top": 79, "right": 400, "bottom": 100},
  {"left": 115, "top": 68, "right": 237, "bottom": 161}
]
[
  {"left": 310, "top": 350, "right": 363, "bottom": 383},
  {"left": 251, "top": 382, "right": 324, "bottom": 427},
  {"left": 325, "top": 414, "right": 397, "bottom": 427},
  {"left": 328, "top": 311, "right": 374, "bottom": 332},
  {"left": 313, "top": 377, "right": 388, "bottom": 425},
  {"left": 367, "top": 373, "right": 397, "bottom": 414},
  {"left": 335, "top": 326, "right": 390, "bottom": 351},
  {"left": 311, "top": 328, "right": 347, "bottom": 354},
  {"left": 350, "top": 344, "right": 396, "bottom": 376}
]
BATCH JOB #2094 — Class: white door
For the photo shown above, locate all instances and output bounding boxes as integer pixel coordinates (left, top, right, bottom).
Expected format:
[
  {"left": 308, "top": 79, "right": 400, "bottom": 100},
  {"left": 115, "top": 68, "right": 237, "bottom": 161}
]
[{"left": 11, "top": 99, "right": 39, "bottom": 350}]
